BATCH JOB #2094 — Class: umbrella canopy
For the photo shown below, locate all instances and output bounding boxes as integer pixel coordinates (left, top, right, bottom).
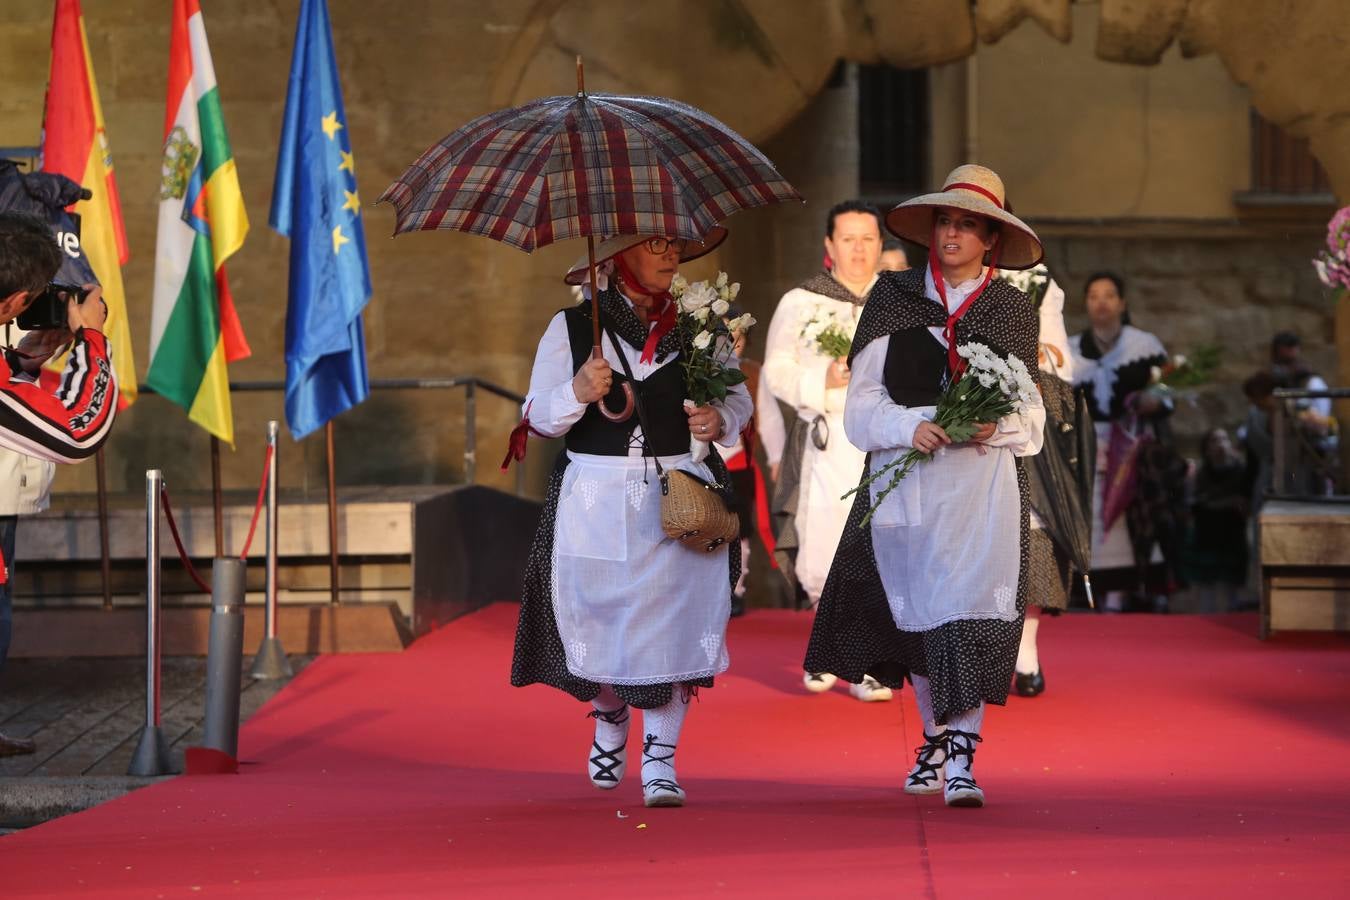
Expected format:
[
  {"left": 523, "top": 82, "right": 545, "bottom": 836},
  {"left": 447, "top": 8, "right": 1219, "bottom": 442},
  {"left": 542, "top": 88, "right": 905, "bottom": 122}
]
[
  {"left": 378, "top": 90, "right": 801, "bottom": 252},
  {"left": 1027, "top": 373, "right": 1096, "bottom": 579}
]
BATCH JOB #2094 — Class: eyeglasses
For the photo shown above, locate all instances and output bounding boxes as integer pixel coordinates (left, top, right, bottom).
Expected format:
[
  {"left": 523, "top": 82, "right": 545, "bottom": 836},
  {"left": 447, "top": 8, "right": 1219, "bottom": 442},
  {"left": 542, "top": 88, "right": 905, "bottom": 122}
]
[{"left": 641, "top": 236, "right": 689, "bottom": 256}]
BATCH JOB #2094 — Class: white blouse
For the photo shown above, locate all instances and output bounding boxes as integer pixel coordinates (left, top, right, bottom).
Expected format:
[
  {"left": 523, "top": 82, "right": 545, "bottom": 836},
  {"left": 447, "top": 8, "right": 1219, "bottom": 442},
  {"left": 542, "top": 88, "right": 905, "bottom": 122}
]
[{"left": 523, "top": 299, "right": 752, "bottom": 453}]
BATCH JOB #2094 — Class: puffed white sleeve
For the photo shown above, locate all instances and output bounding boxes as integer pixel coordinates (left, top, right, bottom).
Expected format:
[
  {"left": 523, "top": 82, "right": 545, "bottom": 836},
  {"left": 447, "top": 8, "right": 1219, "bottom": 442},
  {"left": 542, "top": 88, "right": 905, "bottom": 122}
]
[
  {"left": 763, "top": 291, "right": 833, "bottom": 417},
  {"left": 1038, "top": 279, "right": 1074, "bottom": 382},
  {"left": 713, "top": 357, "right": 755, "bottom": 448},
  {"left": 521, "top": 312, "right": 587, "bottom": 438},
  {"left": 982, "top": 386, "right": 1046, "bottom": 457},
  {"left": 842, "top": 336, "right": 932, "bottom": 452}
]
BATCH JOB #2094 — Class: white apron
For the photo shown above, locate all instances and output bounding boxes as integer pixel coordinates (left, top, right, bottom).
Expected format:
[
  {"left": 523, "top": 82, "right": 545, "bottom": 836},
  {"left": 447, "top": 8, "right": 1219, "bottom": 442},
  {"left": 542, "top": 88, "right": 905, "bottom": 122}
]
[
  {"left": 552, "top": 450, "right": 731, "bottom": 685},
  {"left": 867, "top": 414, "right": 1023, "bottom": 631}
]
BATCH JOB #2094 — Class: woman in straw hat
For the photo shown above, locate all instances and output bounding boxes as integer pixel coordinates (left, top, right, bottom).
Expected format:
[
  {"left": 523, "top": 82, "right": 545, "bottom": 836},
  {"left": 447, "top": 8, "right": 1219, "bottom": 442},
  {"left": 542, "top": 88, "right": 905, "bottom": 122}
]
[
  {"left": 804, "top": 165, "right": 1046, "bottom": 808},
  {"left": 510, "top": 229, "right": 752, "bottom": 809}
]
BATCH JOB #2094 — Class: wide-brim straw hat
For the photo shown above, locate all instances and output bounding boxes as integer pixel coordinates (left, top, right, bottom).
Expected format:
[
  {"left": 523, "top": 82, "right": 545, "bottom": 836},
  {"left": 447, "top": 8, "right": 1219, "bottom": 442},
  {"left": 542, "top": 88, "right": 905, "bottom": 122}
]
[
  {"left": 564, "top": 226, "right": 727, "bottom": 285},
  {"left": 885, "top": 165, "right": 1043, "bottom": 270}
]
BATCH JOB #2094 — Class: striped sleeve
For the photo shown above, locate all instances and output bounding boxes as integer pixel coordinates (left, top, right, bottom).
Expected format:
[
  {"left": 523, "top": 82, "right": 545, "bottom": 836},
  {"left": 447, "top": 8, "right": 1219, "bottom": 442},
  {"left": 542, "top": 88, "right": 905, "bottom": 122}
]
[{"left": 0, "top": 329, "right": 119, "bottom": 463}]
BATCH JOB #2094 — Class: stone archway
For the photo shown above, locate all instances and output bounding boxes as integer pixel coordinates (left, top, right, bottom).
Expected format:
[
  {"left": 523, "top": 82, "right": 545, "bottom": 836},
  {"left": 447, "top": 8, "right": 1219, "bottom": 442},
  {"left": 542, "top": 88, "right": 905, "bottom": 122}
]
[{"left": 491, "top": 0, "right": 1350, "bottom": 199}]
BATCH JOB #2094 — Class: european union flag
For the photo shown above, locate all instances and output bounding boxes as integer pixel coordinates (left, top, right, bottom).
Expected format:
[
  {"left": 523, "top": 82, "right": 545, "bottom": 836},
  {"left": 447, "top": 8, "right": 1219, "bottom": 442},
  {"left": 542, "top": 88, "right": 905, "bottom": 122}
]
[{"left": 270, "top": 0, "right": 370, "bottom": 439}]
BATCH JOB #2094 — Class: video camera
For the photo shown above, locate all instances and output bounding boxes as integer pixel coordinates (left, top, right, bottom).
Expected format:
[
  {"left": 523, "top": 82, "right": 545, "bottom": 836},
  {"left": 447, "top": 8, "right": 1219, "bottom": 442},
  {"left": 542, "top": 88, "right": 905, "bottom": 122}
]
[{"left": 17, "top": 283, "right": 88, "bottom": 331}]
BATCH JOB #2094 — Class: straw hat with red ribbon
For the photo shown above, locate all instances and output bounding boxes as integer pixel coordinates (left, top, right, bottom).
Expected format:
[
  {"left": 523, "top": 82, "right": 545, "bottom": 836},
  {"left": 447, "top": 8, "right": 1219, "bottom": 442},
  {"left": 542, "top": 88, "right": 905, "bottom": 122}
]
[
  {"left": 884, "top": 164, "right": 1043, "bottom": 270},
  {"left": 563, "top": 227, "right": 727, "bottom": 286}
]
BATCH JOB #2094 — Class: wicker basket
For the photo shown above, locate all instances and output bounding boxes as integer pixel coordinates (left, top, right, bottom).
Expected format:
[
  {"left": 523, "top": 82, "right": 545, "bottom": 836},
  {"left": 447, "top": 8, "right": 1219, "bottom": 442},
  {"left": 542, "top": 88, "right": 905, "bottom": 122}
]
[{"left": 659, "top": 469, "right": 740, "bottom": 552}]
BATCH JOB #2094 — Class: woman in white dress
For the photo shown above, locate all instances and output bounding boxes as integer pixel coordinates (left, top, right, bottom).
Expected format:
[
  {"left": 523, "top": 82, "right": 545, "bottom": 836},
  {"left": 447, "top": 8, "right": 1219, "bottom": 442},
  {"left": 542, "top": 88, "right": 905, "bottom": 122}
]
[{"left": 510, "top": 230, "right": 753, "bottom": 809}]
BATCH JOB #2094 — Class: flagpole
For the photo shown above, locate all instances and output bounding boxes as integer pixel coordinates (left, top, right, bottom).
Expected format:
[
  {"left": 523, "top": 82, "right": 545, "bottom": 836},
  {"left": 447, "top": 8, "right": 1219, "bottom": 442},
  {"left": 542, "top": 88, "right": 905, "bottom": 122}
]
[
  {"left": 325, "top": 421, "right": 339, "bottom": 606},
  {"left": 210, "top": 436, "right": 223, "bottom": 558},
  {"left": 95, "top": 448, "right": 112, "bottom": 611}
]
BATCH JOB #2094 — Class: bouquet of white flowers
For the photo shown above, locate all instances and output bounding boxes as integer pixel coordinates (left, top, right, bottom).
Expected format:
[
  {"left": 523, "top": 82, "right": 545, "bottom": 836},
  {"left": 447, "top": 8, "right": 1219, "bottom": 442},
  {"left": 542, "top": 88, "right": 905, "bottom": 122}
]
[
  {"left": 800, "top": 307, "right": 855, "bottom": 359},
  {"left": 670, "top": 272, "right": 753, "bottom": 405},
  {"left": 845, "top": 342, "right": 1038, "bottom": 527},
  {"left": 997, "top": 263, "right": 1050, "bottom": 308}
]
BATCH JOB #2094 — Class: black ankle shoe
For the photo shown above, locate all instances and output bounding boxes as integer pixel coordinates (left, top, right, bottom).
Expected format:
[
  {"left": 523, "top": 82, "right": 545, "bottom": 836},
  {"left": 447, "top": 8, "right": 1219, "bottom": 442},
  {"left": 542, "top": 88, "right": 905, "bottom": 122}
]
[{"left": 1013, "top": 670, "right": 1045, "bottom": 697}]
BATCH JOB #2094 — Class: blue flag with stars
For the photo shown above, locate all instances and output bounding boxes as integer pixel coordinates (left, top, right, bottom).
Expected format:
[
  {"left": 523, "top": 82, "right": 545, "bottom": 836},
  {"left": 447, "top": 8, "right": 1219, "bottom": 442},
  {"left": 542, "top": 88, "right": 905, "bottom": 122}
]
[{"left": 270, "top": 0, "right": 371, "bottom": 439}]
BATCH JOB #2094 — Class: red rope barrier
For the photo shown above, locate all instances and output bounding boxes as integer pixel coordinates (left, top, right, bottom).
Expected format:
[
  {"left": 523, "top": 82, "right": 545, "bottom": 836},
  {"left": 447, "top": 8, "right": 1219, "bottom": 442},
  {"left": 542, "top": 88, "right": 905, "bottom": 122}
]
[
  {"left": 239, "top": 444, "right": 273, "bottom": 561},
  {"left": 159, "top": 483, "right": 212, "bottom": 594}
]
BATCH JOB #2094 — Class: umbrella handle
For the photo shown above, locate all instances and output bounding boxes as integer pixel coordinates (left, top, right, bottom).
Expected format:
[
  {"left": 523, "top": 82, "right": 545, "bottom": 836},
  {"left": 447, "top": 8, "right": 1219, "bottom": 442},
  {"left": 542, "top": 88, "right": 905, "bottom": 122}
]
[
  {"left": 597, "top": 382, "right": 636, "bottom": 422},
  {"left": 592, "top": 345, "right": 636, "bottom": 422}
]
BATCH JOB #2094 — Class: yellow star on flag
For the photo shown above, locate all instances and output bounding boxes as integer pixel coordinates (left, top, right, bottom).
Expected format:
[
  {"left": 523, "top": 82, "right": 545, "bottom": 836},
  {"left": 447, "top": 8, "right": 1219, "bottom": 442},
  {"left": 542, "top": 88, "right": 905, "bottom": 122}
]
[
  {"left": 342, "top": 189, "right": 361, "bottom": 214},
  {"left": 339, "top": 149, "right": 356, "bottom": 173},
  {"left": 321, "top": 111, "right": 343, "bottom": 140},
  {"left": 332, "top": 224, "right": 349, "bottom": 254}
]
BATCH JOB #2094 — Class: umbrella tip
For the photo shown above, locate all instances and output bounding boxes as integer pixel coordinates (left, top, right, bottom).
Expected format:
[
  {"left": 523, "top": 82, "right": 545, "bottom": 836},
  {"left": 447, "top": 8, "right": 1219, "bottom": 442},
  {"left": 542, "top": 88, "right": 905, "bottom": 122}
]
[{"left": 576, "top": 55, "right": 585, "bottom": 97}]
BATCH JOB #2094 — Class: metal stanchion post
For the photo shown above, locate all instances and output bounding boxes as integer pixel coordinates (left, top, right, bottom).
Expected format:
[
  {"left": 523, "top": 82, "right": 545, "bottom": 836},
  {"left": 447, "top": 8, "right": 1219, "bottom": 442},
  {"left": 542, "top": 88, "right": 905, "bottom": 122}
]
[
  {"left": 202, "top": 557, "right": 246, "bottom": 759},
  {"left": 250, "top": 421, "right": 292, "bottom": 679},
  {"left": 128, "top": 470, "right": 173, "bottom": 776}
]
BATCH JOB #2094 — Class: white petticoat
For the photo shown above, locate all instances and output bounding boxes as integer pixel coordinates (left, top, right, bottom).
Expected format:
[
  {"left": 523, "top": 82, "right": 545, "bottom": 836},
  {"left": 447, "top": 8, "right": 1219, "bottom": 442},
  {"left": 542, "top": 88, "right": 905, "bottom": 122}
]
[
  {"left": 867, "top": 411, "right": 1022, "bottom": 631},
  {"left": 552, "top": 450, "right": 731, "bottom": 685}
]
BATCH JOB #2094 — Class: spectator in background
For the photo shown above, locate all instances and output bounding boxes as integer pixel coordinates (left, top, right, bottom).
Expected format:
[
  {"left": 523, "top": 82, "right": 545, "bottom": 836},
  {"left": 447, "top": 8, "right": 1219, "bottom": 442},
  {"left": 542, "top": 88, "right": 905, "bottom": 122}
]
[
  {"left": 1269, "top": 331, "right": 1338, "bottom": 495},
  {"left": 1069, "top": 271, "right": 1185, "bottom": 612},
  {"left": 1183, "top": 428, "right": 1252, "bottom": 612},
  {"left": 878, "top": 238, "right": 910, "bottom": 272}
]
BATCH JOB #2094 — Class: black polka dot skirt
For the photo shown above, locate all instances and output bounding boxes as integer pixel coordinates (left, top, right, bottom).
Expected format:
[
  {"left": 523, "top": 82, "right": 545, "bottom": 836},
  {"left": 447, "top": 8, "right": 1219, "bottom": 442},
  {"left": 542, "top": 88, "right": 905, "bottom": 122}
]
[
  {"left": 511, "top": 450, "right": 740, "bottom": 710},
  {"left": 1027, "top": 528, "right": 1071, "bottom": 612},
  {"left": 804, "top": 457, "right": 1030, "bottom": 725}
]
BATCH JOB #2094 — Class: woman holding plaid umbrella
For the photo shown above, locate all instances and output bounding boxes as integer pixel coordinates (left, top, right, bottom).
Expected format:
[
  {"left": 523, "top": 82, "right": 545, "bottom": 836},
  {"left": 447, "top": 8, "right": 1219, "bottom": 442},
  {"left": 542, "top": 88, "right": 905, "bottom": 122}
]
[{"left": 510, "top": 228, "right": 753, "bottom": 809}]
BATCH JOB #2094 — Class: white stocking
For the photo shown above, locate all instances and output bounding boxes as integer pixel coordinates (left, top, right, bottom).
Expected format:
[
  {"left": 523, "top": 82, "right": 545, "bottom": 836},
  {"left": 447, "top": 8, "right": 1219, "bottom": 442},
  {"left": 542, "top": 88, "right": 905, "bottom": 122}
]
[
  {"left": 641, "top": 690, "right": 691, "bottom": 790},
  {"left": 590, "top": 686, "right": 629, "bottom": 749},
  {"left": 910, "top": 674, "right": 945, "bottom": 738}
]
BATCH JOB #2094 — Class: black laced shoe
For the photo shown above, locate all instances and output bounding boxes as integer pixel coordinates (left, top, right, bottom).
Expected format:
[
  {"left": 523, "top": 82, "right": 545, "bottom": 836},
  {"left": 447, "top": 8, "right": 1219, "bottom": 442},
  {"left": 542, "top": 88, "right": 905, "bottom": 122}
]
[
  {"left": 640, "top": 733, "right": 686, "bottom": 808},
  {"left": 586, "top": 705, "right": 630, "bottom": 790},
  {"left": 942, "top": 729, "right": 985, "bottom": 808},
  {"left": 903, "top": 731, "right": 947, "bottom": 795}
]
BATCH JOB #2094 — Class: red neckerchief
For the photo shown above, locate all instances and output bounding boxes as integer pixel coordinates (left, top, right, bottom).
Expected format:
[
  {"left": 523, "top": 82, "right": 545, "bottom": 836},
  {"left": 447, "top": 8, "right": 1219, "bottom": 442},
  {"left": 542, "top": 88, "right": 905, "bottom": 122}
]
[
  {"left": 613, "top": 253, "right": 676, "bottom": 363},
  {"left": 929, "top": 228, "right": 1000, "bottom": 376}
]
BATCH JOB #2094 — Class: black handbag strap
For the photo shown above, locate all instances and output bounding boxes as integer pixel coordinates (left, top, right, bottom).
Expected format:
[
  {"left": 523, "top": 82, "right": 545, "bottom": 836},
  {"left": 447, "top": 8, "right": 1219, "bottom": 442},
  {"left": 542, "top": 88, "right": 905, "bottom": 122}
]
[{"left": 604, "top": 325, "right": 666, "bottom": 478}]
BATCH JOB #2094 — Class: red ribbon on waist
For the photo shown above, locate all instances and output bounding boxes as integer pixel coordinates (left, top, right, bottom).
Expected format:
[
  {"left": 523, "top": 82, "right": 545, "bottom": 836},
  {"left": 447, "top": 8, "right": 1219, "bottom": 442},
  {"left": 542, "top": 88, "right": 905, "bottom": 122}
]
[{"left": 501, "top": 400, "right": 537, "bottom": 472}]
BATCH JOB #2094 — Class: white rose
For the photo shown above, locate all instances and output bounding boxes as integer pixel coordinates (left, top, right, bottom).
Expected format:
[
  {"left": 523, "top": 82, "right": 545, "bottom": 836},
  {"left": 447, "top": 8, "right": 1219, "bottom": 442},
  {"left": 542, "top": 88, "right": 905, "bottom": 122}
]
[
  {"left": 712, "top": 298, "right": 729, "bottom": 316},
  {"left": 1150, "top": 365, "right": 1163, "bottom": 383},
  {"left": 693, "top": 330, "right": 713, "bottom": 350},
  {"left": 692, "top": 306, "right": 710, "bottom": 323},
  {"left": 715, "top": 271, "right": 728, "bottom": 288},
  {"left": 729, "top": 282, "right": 741, "bottom": 299}
]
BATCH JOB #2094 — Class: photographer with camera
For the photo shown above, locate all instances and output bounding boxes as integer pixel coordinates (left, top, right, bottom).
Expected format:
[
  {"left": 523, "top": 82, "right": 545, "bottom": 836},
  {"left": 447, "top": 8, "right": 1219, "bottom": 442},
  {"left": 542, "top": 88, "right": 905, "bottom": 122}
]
[{"left": 0, "top": 211, "right": 119, "bottom": 757}]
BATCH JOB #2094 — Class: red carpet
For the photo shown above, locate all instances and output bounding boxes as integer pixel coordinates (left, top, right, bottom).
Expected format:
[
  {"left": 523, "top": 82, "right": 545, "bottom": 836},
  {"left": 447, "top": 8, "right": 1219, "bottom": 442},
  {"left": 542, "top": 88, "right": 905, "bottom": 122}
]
[{"left": 3, "top": 606, "right": 1349, "bottom": 898}]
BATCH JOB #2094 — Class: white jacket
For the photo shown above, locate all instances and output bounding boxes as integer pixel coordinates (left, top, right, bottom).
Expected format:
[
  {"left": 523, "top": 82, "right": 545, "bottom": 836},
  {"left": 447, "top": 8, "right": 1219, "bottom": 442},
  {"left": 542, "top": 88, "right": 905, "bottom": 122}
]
[{"left": 0, "top": 446, "right": 55, "bottom": 515}]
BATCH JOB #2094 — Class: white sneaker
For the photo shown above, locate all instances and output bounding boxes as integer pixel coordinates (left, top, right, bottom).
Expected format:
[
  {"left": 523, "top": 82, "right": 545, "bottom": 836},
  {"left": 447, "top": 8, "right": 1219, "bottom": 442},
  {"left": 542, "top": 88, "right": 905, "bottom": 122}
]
[
  {"left": 803, "top": 671, "right": 838, "bottom": 693},
  {"left": 848, "top": 676, "right": 893, "bottom": 702},
  {"left": 942, "top": 729, "right": 985, "bottom": 808},
  {"left": 903, "top": 731, "right": 946, "bottom": 795}
]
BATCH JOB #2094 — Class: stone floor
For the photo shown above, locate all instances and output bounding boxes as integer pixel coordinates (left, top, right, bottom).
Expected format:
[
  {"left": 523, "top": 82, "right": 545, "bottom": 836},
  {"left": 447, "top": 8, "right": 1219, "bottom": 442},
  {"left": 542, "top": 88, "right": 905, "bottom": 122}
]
[{"left": 0, "top": 655, "right": 309, "bottom": 830}]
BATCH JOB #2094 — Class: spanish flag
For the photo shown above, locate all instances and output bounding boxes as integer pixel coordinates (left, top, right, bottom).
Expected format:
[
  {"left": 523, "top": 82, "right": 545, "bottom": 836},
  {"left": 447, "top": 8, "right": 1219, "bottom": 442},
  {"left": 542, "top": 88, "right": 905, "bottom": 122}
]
[
  {"left": 146, "top": 0, "right": 250, "bottom": 444},
  {"left": 40, "top": 0, "right": 136, "bottom": 406}
]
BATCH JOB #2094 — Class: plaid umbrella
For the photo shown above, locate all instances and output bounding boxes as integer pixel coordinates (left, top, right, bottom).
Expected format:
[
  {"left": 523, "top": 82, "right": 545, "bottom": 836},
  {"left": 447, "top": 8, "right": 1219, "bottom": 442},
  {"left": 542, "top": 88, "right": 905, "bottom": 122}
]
[
  {"left": 380, "top": 62, "right": 801, "bottom": 426},
  {"left": 378, "top": 91, "right": 801, "bottom": 251}
]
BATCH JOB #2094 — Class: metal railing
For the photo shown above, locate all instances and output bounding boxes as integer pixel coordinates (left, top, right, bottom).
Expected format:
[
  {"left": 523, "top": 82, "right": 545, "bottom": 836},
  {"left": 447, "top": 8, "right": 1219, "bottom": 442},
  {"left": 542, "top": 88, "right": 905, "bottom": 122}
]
[
  {"left": 137, "top": 375, "right": 529, "bottom": 494},
  {"left": 1270, "top": 387, "right": 1347, "bottom": 501}
]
